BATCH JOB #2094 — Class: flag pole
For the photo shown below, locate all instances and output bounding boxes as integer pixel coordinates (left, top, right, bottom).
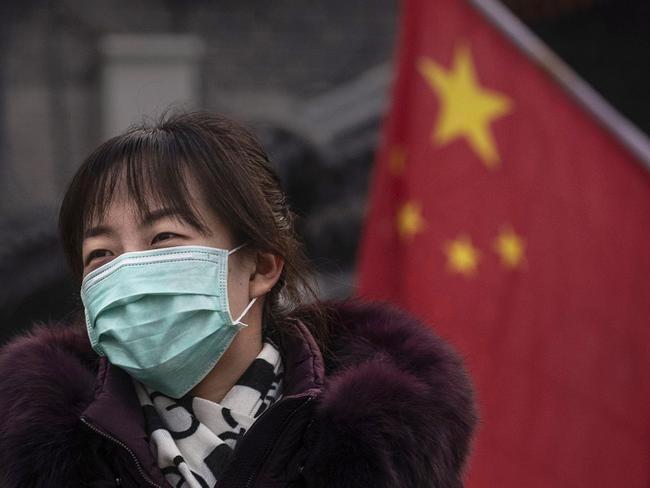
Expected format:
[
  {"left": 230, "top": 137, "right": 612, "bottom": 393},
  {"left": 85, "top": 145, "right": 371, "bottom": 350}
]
[{"left": 467, "top": 0, "right": 650, "bottom": 170}]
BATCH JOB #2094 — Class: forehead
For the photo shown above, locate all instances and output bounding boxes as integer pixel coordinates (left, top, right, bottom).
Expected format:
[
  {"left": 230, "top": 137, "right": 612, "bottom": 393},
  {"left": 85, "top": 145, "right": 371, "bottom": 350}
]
[{"left": 83, "top": 170, "right": 217, "bottom": 234}]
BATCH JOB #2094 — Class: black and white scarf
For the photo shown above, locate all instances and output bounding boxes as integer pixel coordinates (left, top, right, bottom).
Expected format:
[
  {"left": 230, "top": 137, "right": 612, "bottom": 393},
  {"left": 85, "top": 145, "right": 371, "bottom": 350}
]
[{"left": 134, "top": 341, "right": 284, "bottom": 488}]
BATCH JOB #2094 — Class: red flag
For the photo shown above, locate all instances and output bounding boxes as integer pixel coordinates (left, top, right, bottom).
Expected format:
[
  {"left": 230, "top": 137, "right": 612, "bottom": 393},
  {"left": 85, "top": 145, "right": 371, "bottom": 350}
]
[{"left": 357, "top": 0, "right": 650, "bottom": 487}]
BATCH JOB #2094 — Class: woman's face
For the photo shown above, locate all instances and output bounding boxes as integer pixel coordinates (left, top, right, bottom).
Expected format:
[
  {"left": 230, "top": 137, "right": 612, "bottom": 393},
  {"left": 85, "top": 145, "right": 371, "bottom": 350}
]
[{"left": 81, "top": 178, "right": 256, "bottom": 321}]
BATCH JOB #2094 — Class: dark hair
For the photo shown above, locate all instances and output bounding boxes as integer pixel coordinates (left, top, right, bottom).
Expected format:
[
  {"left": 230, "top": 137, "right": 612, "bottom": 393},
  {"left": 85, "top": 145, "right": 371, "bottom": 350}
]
[{"left": 59, "top": 111, "right": 328, "bottom": 345}]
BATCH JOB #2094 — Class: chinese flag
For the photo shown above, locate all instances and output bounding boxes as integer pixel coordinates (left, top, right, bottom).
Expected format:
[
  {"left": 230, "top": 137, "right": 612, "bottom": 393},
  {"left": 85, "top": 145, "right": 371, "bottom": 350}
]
[{"left": 357, "top": 0, "right": 650, "bottom": 487}]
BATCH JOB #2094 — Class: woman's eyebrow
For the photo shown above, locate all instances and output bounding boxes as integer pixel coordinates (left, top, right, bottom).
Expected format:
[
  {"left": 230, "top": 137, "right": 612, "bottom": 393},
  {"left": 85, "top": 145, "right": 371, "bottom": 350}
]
[
  {"left": 83, "top": 209, "right": 183, "bottom": 239},
  {"left": 84, "top": 224, "right": 114, "bottom": 239},
  {"left": 83, "top": 208, "right": 203, "bottom": 239},
  {"left": 140, "top": 207, "right": 187, "bottom": 227}
]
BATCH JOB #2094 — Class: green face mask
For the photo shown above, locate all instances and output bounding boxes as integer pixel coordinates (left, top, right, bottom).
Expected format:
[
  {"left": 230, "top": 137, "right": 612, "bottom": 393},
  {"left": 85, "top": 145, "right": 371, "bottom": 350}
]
[{"left": 81, "top": 244, "right": 255, "bottom": 398}]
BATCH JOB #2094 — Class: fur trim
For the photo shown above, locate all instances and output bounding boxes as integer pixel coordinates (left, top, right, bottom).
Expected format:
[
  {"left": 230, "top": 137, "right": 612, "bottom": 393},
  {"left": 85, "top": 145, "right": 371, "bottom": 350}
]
[
  {"left": 303, "top": 301, "right": 477, "bottom": 488},
  {"left": 0, "top": 325, "right": 98, "bottom": 486},
  {"left": 0, "top": 302, "right": 476, "bottom": 487}
]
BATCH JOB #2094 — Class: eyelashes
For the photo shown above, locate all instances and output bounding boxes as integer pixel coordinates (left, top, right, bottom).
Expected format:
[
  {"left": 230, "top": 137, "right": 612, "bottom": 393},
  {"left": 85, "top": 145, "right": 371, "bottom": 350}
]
[
  {"left": 151, "top": 232, "right": 179, "bottom": 244},
  {"left": 85, "top": 249, "right": 113, "bottom": 266},
  {"left": 83, "top": 233, "right": 181, "bottom": 266}
]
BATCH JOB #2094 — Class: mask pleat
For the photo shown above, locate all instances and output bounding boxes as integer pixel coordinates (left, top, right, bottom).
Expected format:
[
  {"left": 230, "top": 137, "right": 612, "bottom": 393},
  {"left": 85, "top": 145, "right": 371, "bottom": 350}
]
[{"left": 82, "top": 245, "right": 251, "bottom": 398}]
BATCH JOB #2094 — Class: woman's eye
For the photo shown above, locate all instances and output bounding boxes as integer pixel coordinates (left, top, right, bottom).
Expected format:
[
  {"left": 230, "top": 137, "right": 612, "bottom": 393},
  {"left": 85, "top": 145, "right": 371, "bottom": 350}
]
[
  {"left": 86, "top": 249, "right": 113, "bottom": 264},
  {"left": 152, "top": 232, "right": 178, "bottom": 244}
]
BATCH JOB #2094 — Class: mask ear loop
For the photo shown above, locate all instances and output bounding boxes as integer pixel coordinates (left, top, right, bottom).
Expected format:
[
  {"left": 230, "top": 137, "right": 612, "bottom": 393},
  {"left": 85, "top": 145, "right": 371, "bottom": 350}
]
[
  {"left": 235, "top": 297, "right": 257, "bottom": 326},
  {"left": 229, "top": 242, "right": 255, "bottom": 325},
  {"left": 228, "top": 242, "right": 248, "bottom": 255}
]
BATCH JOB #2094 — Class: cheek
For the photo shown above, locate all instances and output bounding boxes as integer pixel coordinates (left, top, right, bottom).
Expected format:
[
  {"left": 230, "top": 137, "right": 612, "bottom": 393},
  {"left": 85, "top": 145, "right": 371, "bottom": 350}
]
[
  {"left": 227, "top": 267, "right": 247, "bottom": 292},
  {"left": 226, "top": 264, "right": 250, "bottom": 314}
]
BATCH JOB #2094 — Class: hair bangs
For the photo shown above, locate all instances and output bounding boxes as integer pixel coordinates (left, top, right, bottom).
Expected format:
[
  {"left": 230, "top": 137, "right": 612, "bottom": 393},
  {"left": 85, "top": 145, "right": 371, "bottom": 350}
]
[{"left": 81, "top": 129, "right": 208, "bottom": 234}]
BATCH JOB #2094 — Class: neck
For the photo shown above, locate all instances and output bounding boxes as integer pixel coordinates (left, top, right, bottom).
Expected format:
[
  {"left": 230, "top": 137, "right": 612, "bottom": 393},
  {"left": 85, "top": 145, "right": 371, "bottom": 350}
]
[{"left": 190, "top": 319, "right": 263, "bottom": 403}]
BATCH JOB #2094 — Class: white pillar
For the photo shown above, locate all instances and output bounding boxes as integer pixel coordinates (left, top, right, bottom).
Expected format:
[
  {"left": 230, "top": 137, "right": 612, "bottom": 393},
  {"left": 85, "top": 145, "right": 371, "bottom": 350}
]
[{"left": 100, "top": 34, "right": 204, "bottom": 138}]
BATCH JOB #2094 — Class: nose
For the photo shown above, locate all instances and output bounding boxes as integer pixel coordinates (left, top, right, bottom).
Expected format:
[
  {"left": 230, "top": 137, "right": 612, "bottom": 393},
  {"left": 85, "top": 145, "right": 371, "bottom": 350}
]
[{"left": 117, "top": 229, "right": 153, "bottom": 255}]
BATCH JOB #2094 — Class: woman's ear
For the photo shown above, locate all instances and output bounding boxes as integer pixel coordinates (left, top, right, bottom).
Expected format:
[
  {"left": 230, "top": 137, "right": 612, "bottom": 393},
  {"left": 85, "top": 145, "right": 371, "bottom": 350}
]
[{"left": 249, "top": 252, "right": 284, "bottom": 298}]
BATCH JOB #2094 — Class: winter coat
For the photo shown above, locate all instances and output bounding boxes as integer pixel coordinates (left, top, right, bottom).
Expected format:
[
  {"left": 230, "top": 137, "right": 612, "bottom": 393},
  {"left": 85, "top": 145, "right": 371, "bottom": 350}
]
[{"left": 0, "top": 301, "right": 477, "bottom": 487}]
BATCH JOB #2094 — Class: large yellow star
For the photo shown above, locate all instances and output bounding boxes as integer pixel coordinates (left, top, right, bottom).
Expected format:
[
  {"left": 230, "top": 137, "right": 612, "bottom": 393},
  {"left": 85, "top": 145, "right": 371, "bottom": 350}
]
[
  {"left": 493, "top": 226, "right": 526, "bottom": 269},
  {"left": 418, "top": 44, "right": 513, "bottom": 168},
  {"left": 444, "top": 235, "right": 481, "bottom": 277},
  {"left": 396, "top": 201, "right": 426, "bottom": 241}
]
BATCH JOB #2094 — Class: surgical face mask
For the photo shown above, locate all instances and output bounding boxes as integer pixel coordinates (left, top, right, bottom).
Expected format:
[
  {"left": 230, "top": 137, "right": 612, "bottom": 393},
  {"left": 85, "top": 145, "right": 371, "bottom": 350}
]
[{"left": 81, "top": 244, "right": 256, "bottom": 398}]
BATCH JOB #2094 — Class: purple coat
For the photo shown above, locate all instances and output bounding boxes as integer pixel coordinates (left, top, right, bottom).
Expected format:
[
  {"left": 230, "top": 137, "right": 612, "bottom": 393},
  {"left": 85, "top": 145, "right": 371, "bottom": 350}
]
[{"left": 0, "top": 301, "right": 476, "bottom": 487}]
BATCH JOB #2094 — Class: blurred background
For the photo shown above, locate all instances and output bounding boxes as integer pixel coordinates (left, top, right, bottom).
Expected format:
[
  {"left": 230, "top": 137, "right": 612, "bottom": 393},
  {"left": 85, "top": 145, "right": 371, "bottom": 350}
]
[{"left": 0, "top": 0, "right": 648, "bottom": 345}]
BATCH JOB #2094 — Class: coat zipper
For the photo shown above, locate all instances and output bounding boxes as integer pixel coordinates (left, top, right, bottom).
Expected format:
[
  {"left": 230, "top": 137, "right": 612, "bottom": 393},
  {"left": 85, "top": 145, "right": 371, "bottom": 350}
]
[
  {"left": 80, "top": 416, "right": 162, "bottom": 488},
  {"left": 82, "top": 395, "right": 314, "bottom": 488},
  {"left": 211, "top": 394, "right": 313, "bottom": 488},
  {"left": 241, "top": 395, "right": 314, "bottom": 488}
]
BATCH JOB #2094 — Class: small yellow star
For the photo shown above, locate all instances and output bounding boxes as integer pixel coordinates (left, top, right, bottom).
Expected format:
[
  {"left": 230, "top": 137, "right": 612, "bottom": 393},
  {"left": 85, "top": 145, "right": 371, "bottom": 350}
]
[
  {"left": 396, "top": 201, "right": 426, "bottom": 241},
  {"left": 494, "top": 226, "right": 526, "bottom": 269},
  {"left": 444, "top": 235, "right": 481, "bottom": 277},
  {"left": 388, "top": 146, "right": 406, "bottom": 175},
  {"left": 417, "top": 43, "right": 513, "bottom": 168}
]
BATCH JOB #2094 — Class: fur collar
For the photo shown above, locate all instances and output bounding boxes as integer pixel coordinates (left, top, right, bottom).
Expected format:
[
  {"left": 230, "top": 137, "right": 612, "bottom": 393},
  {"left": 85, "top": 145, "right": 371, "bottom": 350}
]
[
  {"left": 0, "top": 301, "right": 476, "bottom": 487},
  {"left": 305, "top": 301, "right": 476, "bottom": 488},
  {"left": 0, "top": 325, "right": 98, "bottom": 486}
]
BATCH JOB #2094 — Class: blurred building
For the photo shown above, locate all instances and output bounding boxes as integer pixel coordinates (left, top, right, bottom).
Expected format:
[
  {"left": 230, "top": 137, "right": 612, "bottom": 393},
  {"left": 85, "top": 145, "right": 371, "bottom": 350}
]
[{"left": 0, "top": 0, "right": 648, "bottom": 343}]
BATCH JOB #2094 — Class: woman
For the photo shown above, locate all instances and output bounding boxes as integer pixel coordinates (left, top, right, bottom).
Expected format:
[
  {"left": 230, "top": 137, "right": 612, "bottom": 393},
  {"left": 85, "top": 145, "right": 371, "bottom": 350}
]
[{"left": 0, "top": 112, "right": 476, "bottom": 487}]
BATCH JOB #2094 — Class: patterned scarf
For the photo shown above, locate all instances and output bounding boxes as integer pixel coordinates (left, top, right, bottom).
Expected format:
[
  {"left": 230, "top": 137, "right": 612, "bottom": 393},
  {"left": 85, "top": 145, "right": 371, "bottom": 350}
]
[{"left": 134, "top": 341, "right": 284, "bottom": 488}]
